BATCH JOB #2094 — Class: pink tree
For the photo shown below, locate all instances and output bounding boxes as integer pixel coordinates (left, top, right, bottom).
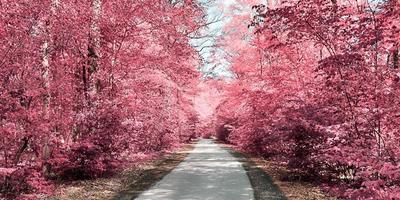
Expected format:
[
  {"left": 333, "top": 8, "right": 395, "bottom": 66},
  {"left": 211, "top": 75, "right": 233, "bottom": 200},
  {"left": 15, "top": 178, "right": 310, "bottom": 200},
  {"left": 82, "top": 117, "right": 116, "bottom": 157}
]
[
  {"left": 0, "top": 0, "right": 205, "bottom": 198},
  {"left": 216, "top": 0, "right": 400, "bottom": 199}
]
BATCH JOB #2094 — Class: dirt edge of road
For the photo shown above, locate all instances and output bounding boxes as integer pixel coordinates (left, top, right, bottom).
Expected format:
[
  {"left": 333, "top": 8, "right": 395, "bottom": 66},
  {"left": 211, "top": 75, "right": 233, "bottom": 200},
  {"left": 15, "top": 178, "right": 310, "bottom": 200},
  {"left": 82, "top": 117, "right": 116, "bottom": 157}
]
[
  {"left": 221, "top": 143, "right": 338, "bottom": 200},
  {"left": 44, "top": 141, "right": 197, "bottom": 200}
]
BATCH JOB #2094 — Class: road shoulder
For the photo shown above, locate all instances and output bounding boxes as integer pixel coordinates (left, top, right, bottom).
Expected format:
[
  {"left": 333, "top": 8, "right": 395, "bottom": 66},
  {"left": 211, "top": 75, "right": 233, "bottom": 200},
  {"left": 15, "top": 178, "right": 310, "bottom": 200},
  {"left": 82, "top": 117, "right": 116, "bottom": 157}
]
[
  {"left": 220, "top": 143, "right": 337, "bottom": 200},
  {"left": 44, "top": 141, "right": 196, "bottom": 200}
]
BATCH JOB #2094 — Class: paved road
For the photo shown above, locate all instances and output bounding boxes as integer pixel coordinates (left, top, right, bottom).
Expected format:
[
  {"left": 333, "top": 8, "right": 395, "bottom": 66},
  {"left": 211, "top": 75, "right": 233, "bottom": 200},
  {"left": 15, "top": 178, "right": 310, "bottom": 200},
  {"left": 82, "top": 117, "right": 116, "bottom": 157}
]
[{"left": 136, "top": 139, "right": 254, "bottom": 200}]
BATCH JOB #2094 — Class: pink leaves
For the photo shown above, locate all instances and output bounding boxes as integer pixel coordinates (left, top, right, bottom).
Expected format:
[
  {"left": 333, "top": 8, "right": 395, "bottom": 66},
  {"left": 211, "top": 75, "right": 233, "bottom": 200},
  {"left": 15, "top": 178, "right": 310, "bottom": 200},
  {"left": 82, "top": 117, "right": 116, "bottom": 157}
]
[
  {"left": 0, "top": 168, "right": 17, "bottom": 176},
  {"left": 1, "top": 0, "right": 204, "bottom": 198},
  {"left": 380, "top": 163, "right": 400, "bottom": 180},
  {"left": 216, "top": 0, "right": 400, "bottom": 199}
]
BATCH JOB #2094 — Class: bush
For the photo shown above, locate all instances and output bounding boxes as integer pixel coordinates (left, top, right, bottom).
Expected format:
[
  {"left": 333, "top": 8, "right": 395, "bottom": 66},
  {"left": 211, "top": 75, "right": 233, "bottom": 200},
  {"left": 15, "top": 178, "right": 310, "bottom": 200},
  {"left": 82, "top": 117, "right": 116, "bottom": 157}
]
[
  {"left": 288, "top": 125, "right": 325, "bottom": 170},
  {"left": 50, "top": 141, "right": 116, "bottom": 180},
  {"left": 0, "top": 168, "right": 32, "bottom": 199}
]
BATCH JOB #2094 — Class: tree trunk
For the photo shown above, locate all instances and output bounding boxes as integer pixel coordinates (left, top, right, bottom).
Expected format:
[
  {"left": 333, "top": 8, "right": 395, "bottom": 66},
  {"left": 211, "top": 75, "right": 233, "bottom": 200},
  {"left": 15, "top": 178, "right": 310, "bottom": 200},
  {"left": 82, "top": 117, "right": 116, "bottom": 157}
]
[
  {"left": 40, "top": 0, "right": 60, "bottom": 177},
  {"left": 394, "top": 47, "right": 399, "bottom": 69},
  {"left": 42, "top": 139, "right": 52, "bottom": 177},
  {"left": 14, "top": 136, "right": 30, "bottom": 165}
]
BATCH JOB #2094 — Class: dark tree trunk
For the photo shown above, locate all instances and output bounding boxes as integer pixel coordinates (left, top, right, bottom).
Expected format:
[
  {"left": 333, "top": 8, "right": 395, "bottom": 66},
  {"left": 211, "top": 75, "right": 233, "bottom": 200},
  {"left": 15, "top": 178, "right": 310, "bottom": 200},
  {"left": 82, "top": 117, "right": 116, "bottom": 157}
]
[
  {"left": 394, "top": 48, "right": 399, "bottom": 69},
  {"left": 14, "top": 136, "right": 30, "bottom": 165}
]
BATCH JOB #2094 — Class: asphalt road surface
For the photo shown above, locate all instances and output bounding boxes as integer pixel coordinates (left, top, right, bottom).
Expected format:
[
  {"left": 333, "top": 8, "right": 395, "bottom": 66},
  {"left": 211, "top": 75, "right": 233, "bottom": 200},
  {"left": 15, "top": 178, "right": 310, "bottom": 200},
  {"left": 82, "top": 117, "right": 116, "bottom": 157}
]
[{"left": 136, "top": 139, "right": 255, "bottom": 200}]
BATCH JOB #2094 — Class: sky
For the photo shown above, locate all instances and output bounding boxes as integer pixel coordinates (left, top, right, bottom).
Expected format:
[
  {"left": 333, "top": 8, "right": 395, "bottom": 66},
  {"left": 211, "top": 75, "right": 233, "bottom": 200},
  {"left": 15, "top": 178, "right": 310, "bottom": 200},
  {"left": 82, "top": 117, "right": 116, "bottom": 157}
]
[
  {"left": 190, "top": 0, "right": 238, "bottom": 79},
  {"left": 191, "top": 0, "right": 268, "bottom": 80}
]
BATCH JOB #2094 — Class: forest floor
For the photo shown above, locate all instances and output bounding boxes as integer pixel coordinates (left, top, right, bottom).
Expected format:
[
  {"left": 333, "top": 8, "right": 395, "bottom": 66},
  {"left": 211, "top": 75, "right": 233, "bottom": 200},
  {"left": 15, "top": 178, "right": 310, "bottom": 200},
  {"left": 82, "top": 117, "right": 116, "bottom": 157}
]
[
  {"left": 43, "top": 141, "right": 197, "bottom": 200},
  {"left": 221, "top": 143, "right": 338, "bottom": 200}
]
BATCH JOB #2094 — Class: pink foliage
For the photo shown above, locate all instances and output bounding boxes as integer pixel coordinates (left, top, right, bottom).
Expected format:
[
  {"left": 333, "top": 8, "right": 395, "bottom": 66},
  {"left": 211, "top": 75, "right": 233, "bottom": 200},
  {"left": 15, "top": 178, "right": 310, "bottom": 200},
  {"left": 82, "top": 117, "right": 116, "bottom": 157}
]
[
  {"left": 215, "top": 0, "right": 400, "bottom": 199},
  {"left": 0, "top": 0, "right": 203, "bottom": 198},
  {"left": 1, "top": 0, "right": 400, "bottom": 199}
]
